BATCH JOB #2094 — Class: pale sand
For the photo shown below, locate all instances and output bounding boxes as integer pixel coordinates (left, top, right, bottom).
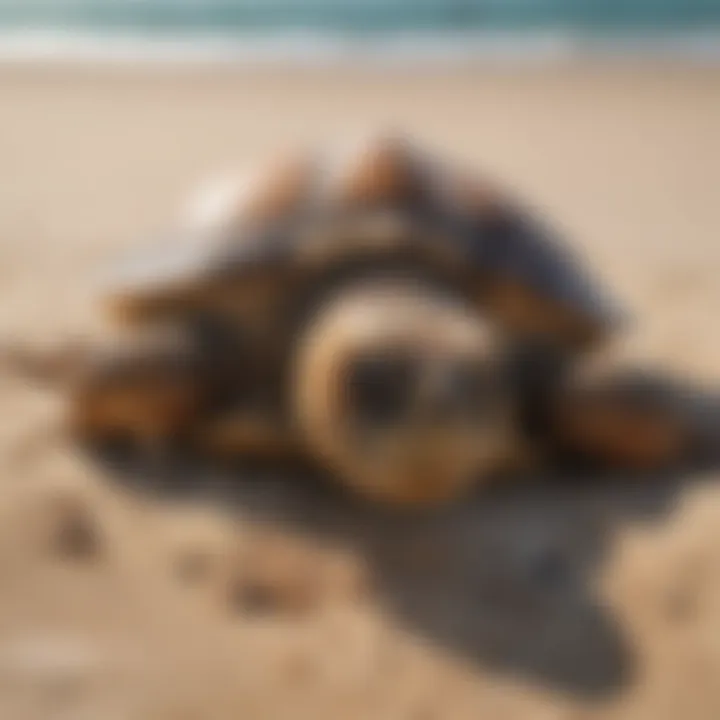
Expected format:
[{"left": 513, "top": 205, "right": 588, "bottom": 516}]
[{"left": 0, "top": 62, "right": 719, "bottom": 719}]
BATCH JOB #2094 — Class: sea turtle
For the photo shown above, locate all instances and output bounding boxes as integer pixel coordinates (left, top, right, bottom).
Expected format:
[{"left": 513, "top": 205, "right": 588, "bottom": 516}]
[{"left": 3, "top": 134, "right": 709, "bottom": 506}]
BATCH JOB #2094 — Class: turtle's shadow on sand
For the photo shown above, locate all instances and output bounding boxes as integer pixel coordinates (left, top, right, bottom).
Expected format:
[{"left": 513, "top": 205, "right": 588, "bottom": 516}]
[{"left": 100, "top": 382, "right": 720, "bottom": 701}]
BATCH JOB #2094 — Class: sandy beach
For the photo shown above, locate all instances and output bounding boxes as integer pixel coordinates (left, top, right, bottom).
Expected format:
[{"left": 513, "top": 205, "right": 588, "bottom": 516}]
[{"left": 0, "top": 61, "right": 719, "bottom": 719}]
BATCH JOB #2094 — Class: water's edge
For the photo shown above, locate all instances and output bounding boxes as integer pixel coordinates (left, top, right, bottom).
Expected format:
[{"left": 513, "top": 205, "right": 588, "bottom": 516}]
[{"left": 0, "top": 29, "right": 718, "bottom": 66}]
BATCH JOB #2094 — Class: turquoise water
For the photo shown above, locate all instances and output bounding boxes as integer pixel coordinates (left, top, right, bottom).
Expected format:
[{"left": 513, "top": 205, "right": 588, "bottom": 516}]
[
  {"left": 1, "top": 0, "right": 719, "bottom": 34},
  {"left": 0, "top": 1, "right": 718, "bottom": 62}
]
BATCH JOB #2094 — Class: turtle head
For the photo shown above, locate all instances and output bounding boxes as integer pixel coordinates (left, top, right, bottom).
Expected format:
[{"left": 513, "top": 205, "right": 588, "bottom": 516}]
[{"left": 292, "top": 277, "right": 515, "bottom": 507}]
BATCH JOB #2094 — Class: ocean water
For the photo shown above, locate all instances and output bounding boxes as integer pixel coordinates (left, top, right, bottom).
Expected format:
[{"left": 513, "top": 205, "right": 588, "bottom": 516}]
[{"left": 0, "top": 0, "right": 719, "bottom": 63}]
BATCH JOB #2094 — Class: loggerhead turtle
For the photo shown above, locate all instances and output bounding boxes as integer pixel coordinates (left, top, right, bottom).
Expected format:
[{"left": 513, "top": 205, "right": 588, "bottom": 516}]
[{"left": 2, "top": 134, "right": 710, "bottom": 506}]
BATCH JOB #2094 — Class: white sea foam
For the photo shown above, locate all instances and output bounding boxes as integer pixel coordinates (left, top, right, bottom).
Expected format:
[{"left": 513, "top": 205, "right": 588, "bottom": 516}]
[{"left": 0, "top": 28, "right": 718, "bottom": 67}]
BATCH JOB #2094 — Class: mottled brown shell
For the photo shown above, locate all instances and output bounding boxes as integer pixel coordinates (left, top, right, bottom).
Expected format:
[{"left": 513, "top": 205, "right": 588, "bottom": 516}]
[{"left": 102, "top": 133, "right": 624, "bottom": 351}]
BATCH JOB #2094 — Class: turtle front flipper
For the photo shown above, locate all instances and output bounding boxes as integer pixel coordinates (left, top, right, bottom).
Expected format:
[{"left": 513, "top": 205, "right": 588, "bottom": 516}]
[
  {"left": 0, "top": 328, "right": 216, "bottom": 471},
  {"left": 67, "top": 326, "right": 210, "bottom": 458},
  {"left": 548, "top": 366, "right": 719, "bottom": 473}
]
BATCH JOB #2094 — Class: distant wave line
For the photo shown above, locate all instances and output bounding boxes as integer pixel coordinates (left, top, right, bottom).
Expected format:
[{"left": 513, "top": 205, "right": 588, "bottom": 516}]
[{"left": 0, "top": 28, "right": 718, "bottom": 66}]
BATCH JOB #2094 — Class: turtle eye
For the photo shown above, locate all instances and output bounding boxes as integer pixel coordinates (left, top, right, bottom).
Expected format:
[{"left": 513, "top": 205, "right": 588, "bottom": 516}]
[{"left": 345, "top": 353, "right": 417, "bottom": 426}]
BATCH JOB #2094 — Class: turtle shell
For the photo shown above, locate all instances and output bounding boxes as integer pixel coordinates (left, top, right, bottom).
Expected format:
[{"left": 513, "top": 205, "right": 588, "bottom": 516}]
[{"left": 102, "top": 133, "right": 625, "bottom": 351}]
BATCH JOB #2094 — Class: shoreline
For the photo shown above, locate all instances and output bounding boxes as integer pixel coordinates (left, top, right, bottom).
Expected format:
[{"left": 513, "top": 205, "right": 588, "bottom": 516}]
[{"left": 0, "top": 28, "right": 718, "bottom": 68}]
